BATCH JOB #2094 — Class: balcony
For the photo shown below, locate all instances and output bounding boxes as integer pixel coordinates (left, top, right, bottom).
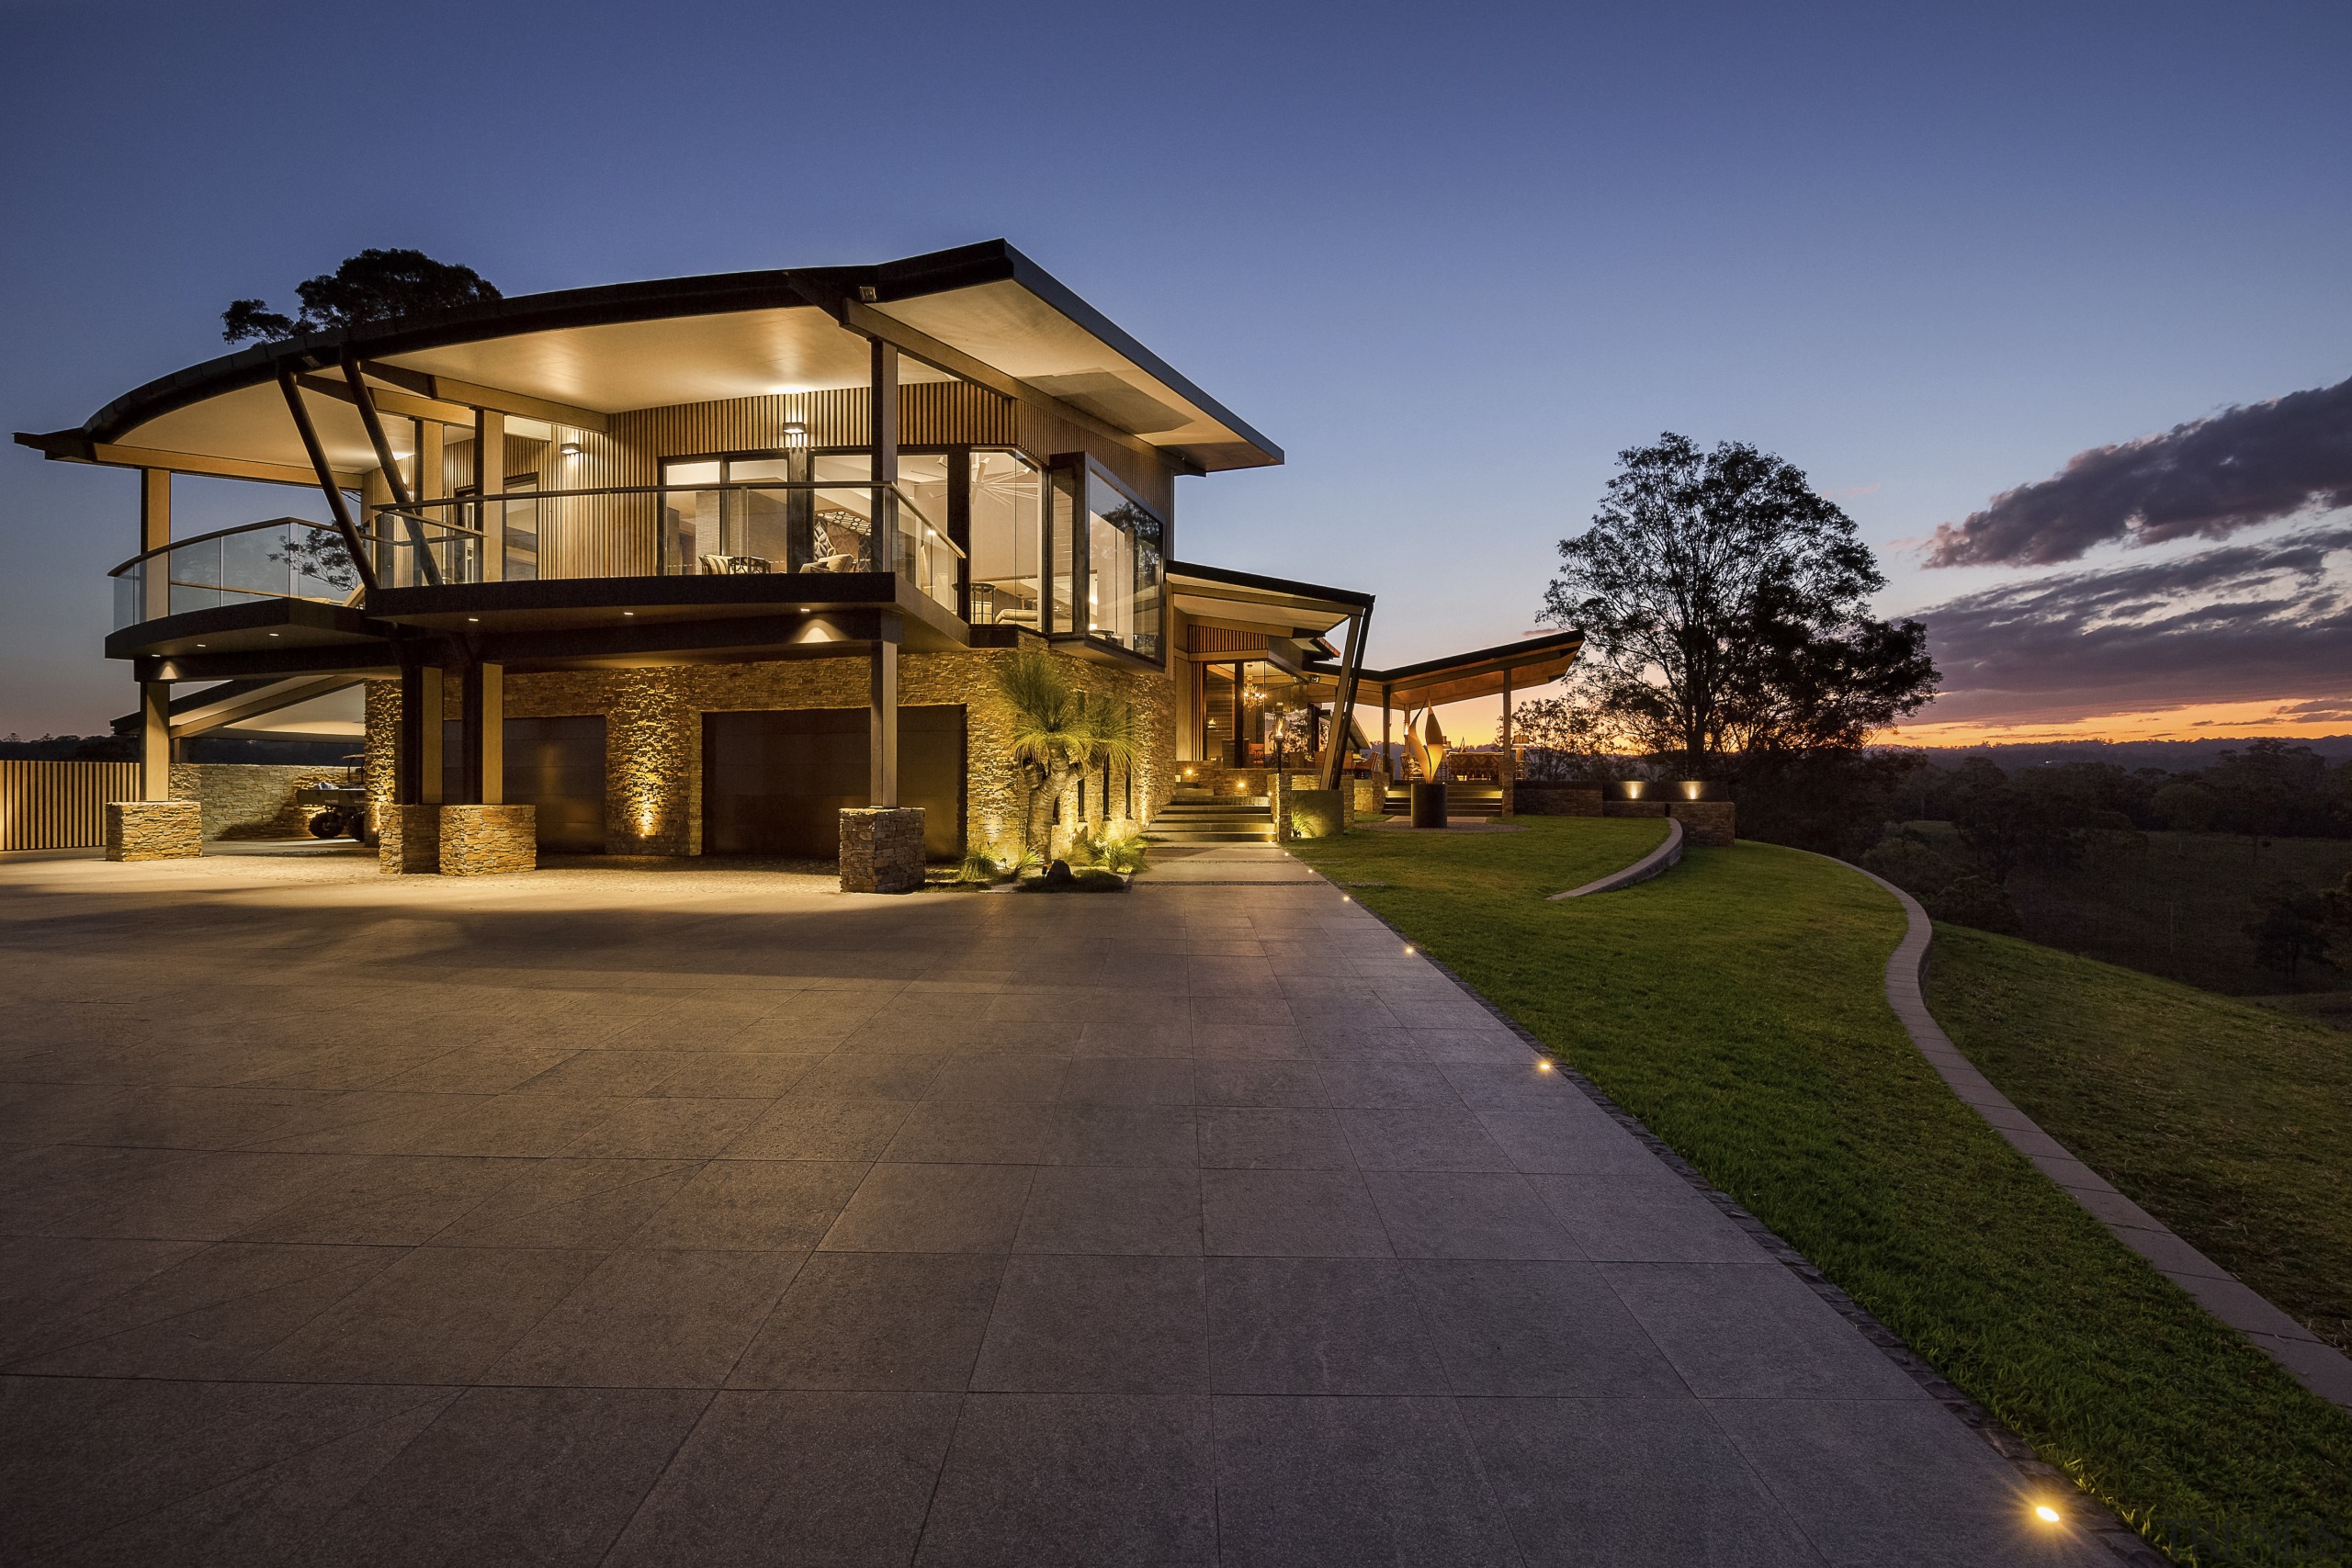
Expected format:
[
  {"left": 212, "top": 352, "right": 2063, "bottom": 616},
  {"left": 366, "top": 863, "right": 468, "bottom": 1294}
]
[
  {"left": 107, "top": 517, "right": 360, "bottom": 630},
  {"left": 366, "top": 481, "right": 964, "bottom": 616}
]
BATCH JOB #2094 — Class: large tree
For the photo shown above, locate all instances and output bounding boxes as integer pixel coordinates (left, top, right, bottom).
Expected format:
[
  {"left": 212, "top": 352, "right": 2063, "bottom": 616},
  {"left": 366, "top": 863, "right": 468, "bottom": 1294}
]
[
  {"left": 222, "top": 249, "right": 501, "bottom": 343},
  {"left": 1540, "top": 433, "right": 1938, "bottom": 771}
]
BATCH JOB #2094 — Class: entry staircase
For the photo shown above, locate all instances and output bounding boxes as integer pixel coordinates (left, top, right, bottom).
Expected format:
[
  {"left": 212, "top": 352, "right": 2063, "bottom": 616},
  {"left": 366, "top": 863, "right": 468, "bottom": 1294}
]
[{"left": 1146, "top": 787, "right": 1277, "bottom": 844}]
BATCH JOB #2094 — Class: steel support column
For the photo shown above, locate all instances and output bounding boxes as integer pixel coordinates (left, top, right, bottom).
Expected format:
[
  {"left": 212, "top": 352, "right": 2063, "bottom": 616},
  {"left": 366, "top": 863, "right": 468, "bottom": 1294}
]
[
  {"left": 277, "top": 368, "right": 379, "bottom": 594},
  {"left": 399, "top": 657, "right": 445, "bottom": 806},
  {"left": 460, "top": 660, "right": 503, "bottom": 805},
  {"left": 138, "top": 681, "right": 171, "bottom": 801},
  {"left": 869, "top": 338, "right": 899, "bottom": 577},
  {"left": 869, "top": 617, "right": 901, "bottom": 808},
  {"left": 139, "top": 469, "right": 170, "bottom": 626}
]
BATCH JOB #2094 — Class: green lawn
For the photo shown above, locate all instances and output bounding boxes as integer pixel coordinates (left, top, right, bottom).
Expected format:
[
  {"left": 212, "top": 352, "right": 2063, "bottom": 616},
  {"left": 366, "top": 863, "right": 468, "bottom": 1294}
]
[
  {"left": 1927, "top": 924, "right": 2352, "bottom": 1359},
  {"left": 1291, "top": 818, "right": 2352, "bottom": 1566}
]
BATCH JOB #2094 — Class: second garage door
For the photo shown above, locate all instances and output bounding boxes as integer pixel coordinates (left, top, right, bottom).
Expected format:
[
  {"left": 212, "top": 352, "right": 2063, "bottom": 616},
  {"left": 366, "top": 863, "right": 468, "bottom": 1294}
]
[{"left": 703, "top": 706, "right": 966, "bottom": 861}]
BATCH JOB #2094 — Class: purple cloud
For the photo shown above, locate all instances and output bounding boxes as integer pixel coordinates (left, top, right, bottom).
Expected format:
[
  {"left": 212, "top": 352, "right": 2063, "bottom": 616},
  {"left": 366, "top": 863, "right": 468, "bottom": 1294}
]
[
  {"left": 1927, "top": 376, "right": 2352, "bottom": 568},
  {"left": 1917, "top": 526, "right": 2352, "bottom": 725}
]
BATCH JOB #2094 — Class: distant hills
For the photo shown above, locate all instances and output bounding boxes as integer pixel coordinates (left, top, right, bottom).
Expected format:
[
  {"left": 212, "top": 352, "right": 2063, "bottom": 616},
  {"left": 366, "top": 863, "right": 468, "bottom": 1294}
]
[{"left": 1888, "top": 736, "right": 2352, "bottom": 769}]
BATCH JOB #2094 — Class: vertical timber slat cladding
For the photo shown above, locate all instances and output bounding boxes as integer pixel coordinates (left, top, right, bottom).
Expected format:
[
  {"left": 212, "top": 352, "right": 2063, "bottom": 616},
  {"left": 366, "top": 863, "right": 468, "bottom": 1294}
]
[
  {"left": 362, "top": 644, "right": 1177, "bottom": 859},
  {"left": 1188, "top": 624, "right": 1270, "bottom": 658},
  {"left": 704, "top": 706, "right": 966, "bottom": 861},
  {"left": 0, "top": 760, "right": 141, "bottom": 851},
  {"left": 1015, "top": 397, "right": 1176, "bottom": 520}
]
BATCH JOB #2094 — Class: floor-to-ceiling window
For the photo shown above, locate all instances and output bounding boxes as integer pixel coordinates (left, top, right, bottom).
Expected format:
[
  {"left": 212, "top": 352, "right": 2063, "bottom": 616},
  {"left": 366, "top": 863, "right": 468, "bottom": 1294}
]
[
  {"left": 967, "top": 450, "right": 1042, "bottom": 627},
  {"left": 1080, "top": 466, "right": 1165, "bottom": 660}
]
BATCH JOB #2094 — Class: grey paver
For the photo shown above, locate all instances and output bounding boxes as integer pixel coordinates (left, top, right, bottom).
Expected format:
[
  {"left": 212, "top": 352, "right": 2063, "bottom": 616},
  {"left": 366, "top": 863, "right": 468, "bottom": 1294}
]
[{"left": 0, "top": 852, "right": 2144, "bottom": 1563}]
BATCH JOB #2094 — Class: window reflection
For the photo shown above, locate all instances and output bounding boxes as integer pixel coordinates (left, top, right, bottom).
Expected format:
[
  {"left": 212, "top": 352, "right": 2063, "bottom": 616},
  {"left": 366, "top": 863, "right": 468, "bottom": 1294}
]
[
  {"left": 967, "top": 450, "right": 1041, "bottom": 627},
  {"left": 1085, "top": 471, "right": 1163, "bottom": 660}
]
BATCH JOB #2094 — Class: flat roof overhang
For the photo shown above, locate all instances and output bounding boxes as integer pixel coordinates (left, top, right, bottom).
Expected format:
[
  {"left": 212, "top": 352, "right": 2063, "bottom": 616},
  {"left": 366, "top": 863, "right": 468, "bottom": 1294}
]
[
  {"left": 1329, "top": 630, "right": 1586, "bottom": 707},
  {"left": 1168, "top": 559, "right": 1374, "bottom": 640},
  {"left": 16, "top": 240, "right": 1282, "bottom": 487}
]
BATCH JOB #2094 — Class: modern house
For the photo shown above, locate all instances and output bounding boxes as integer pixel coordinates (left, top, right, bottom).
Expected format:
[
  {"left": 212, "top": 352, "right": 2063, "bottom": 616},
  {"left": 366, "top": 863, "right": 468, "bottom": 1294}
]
[{"left": 18, "top": 241, "right": 1580, "bottom": 882}]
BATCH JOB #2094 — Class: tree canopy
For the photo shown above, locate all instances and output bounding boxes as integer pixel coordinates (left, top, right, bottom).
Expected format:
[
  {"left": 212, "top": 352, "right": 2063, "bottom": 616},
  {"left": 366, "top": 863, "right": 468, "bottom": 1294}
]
[
  {"left": 222, "top": 249, "right": 502, "bottom": 343},
  {"left": 1540, "top": 433, "right": 1938, "bottom": 771}
]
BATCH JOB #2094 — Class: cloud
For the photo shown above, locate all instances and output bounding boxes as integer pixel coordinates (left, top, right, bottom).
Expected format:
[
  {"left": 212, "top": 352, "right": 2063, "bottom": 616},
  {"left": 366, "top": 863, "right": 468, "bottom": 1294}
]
[
  {"left": 1925, "top": 375, "right": 2352, "bottom": 568},
  {"left": 1916, "top": 525, "right": 2352, "bottom": 726}
]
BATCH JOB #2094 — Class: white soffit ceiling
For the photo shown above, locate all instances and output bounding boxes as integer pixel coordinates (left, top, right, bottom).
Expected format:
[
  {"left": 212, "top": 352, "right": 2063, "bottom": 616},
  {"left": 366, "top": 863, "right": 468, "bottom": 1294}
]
[
  {"left": 876, "top": 281, "right": 1236, "bottom": 450},
  {"left": 380, "top": 307, "right": 948, "bottom": 411},
  {"left": 113, "top": 306, "right": 953, "bottom": 473}
]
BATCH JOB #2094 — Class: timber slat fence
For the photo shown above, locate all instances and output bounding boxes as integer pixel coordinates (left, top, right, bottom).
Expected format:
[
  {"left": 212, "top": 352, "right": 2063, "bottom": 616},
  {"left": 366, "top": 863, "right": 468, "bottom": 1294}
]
[{"left": 0, "top": 761, "right": 139, "bottom": 851}]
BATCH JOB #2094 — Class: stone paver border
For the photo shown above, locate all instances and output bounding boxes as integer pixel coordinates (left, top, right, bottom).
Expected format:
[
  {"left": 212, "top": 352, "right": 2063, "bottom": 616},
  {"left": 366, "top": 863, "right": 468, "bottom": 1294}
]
[
  {"left": 1848, "top": 862, "right": 2352, "bottom": 1411},
  {"left": 1548, "top": 816, "right": 1683, "bottom": 899},
  {"left": 1334, "top": 878, "right": 2165, "bottom": 1566}
]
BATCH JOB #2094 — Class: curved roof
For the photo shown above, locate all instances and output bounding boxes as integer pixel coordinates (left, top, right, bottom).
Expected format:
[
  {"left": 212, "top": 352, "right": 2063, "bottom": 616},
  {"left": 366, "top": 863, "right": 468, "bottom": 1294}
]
[{"left": 18, "top": 240, "right": 1282, "bottom": 478}]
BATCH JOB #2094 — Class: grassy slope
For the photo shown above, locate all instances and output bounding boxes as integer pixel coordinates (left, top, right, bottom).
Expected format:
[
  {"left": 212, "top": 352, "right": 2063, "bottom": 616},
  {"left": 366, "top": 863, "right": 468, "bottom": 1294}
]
[
  {"left": 1927, "top": 924, "right": 2352, "bottom": 1358},
  {"left": 1293, "top": 819, "right": 2352, "bottom": 1564}
]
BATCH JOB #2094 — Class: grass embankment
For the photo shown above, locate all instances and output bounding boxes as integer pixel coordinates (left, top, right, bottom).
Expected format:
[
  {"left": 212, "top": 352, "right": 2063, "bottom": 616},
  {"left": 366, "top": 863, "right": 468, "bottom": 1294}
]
[
  {"left": 1292, "top": 819, "right": 2352, "bottom": 1565},
  {"left": 1928, "top": 926, "right": 2352, "bottom": 1359}
]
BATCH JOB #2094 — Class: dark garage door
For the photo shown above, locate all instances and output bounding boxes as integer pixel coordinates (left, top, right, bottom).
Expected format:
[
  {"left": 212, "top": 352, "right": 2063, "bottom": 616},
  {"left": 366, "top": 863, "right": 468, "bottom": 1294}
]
[
  {"left": 703, "top": 706, "right": 965, "bottom": 861},
  {"left": 441, "top": 715, "right": 607, "bottom": 853}
]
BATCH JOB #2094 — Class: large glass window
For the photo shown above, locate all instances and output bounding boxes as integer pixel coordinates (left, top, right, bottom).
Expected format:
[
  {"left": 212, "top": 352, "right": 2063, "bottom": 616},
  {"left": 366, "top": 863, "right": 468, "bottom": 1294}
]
[
  {"left": 967, "top": 450, "right": 1041, "bottom": 627},
  {"left": 1084, "top": 469, "right": 1164, "bottom": 660}
]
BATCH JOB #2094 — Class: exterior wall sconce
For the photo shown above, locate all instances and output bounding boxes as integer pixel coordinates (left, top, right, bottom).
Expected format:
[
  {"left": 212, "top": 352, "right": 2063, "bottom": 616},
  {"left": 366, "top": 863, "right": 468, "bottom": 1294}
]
[
  {"left": 783, "top": 421, "right": 808, "bottom": 447},
  {"left": 560, "top": 442, "right": 582, "bottom": 457}
]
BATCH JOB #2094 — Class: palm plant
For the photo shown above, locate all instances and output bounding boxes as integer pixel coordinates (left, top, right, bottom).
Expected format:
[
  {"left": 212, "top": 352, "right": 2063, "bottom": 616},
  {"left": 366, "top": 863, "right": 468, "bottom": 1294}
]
[{"left": 996, "top": 649, "right": 1142, "bottom": 853}]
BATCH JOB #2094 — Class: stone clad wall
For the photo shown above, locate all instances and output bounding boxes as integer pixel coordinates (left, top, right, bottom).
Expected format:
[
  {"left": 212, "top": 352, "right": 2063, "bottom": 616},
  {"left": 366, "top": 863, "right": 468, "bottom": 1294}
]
[
  {"left": 168, "top": 763, "right": 345, "bottom": 840},
  {"left": 362, "top": 644, "right": 1176, "bottom": 859}
]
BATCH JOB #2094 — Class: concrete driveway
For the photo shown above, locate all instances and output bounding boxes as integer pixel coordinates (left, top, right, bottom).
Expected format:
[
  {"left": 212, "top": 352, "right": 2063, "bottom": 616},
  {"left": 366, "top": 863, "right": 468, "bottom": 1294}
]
[{"left": 0, "top": 847, "right": 2122, "bottom": 1566}]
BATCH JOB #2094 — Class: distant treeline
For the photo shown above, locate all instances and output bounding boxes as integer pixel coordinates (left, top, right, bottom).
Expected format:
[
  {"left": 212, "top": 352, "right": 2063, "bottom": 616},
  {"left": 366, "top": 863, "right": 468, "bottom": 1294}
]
[{"left": 0, "top": 734, "right": 355, "bottom": 765}]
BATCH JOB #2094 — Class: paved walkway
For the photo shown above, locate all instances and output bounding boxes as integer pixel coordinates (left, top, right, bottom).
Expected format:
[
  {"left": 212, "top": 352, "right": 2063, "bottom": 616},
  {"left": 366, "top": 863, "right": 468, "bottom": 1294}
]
[{"left": 0, "top": 849, "right": 2122, "bottom": 1566}]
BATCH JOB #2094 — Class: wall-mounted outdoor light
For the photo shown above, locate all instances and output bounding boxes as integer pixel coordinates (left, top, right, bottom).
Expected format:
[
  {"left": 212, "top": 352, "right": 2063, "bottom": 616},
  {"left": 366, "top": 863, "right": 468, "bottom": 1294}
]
[
  {"left": 560, "top": 442, "right": 582, "bottom": 457},
  {"left": 783, "top": 421, "right": 808, "bottom": 447}
]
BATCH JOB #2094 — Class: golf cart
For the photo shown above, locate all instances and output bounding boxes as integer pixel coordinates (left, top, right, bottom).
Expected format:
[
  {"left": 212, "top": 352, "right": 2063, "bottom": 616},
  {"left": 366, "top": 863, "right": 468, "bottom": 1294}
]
[{"left": 295, "top": 754, "right": 371, "bottom": 842}]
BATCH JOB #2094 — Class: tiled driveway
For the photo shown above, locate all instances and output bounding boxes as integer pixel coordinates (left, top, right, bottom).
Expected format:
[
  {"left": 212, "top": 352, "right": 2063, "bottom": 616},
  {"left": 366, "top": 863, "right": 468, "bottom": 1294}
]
[{"left": 0, "top": 848, "right": 2119, "bottom": 1566}]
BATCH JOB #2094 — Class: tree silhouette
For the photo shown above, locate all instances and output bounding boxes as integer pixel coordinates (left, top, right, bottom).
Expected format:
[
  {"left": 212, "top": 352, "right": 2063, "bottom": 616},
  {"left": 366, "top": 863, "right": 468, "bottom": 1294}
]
[{"left": 223, "top": 249, "right": 500, "bottom": 343}]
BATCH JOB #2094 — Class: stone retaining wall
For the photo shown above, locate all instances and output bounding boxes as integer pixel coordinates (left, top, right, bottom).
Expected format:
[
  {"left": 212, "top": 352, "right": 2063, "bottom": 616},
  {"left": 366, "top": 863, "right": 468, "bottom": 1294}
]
[
  {"left": 168, "top": 763, "right": 345, "bottom": 840},
  {"left": 1515, "top": 784, "right": 1605, "bottom": 817},
  {"left": 1667, "top": 799, "right": 1736, "bottom": 846}
]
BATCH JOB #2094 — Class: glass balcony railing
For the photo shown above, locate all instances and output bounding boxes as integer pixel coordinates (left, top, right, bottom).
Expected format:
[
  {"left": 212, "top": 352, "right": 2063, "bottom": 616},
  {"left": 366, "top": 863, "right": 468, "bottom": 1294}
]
[
  {"left": 108, "top": 485, "right": 972, "bottom": 634},
  {"left": 107, "top": 517, "right": 362, "bottom": 629},
  {"left": 369, "top": 481, "right": 965, "bottom": 616}
]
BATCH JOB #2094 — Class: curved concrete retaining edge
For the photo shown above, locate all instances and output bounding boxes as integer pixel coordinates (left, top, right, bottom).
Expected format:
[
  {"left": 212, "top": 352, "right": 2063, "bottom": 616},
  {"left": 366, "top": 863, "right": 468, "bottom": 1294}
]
[
  {"left": 1844, "top": 859, "right": 2352, "bottom": 1411},
  {"left": 1547, "top": 817, "right": 1683, "bottom": 900}
]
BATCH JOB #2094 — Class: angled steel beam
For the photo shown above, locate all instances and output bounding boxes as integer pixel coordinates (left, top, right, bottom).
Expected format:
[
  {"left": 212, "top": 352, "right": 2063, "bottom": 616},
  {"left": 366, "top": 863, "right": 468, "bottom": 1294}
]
[
  {"left": 275, "top": 367, "right": 379, "bottom": 594},
  {"left": 1317, "top": 603, "right": 1371, "bottom": 790},
  {"left": 340, "top": 353, "right": 441, "bottom": 586}
]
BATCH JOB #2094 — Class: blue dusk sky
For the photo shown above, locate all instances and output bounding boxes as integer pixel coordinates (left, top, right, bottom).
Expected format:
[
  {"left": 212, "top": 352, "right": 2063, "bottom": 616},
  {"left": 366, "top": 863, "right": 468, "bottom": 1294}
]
[{"left": 2, "top": 0, "right": 2346, "bottom": 742}]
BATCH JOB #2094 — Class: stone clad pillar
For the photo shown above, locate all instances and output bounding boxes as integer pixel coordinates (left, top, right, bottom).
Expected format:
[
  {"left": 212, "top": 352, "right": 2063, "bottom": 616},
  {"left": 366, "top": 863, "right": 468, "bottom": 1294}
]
[
  {"left": 841, "top": 807, "right": 925, "bottom": 894},
  {"left": 105, "top": 800, "right": 201, "bottom": 862}
]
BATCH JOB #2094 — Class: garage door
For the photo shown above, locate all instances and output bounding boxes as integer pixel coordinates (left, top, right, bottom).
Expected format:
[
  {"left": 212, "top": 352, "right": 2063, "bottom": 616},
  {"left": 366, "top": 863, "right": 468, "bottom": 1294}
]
[
  {"left": 703, "top": 706, "right": 965, "bottom": 861},
  {"left": 441, "top": 715, "right": 607, "bottom": 853}
]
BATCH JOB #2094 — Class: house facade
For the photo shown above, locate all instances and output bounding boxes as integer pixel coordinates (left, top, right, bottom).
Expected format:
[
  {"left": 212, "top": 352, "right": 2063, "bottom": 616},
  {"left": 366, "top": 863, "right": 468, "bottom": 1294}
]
[{"left": 22, "top": 241, "right": 1581, "bottom": 879}]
